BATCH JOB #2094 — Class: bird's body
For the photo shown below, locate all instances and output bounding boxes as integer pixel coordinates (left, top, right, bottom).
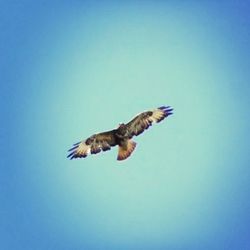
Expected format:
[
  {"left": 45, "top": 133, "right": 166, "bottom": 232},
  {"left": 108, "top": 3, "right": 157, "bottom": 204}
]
[{"left": 67, "top": 106, "right": 173, "bottom": 161}]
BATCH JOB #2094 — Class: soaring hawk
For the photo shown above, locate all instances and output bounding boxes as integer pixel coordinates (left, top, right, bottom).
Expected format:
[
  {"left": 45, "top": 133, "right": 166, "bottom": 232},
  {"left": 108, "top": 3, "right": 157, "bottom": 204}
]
[{"left": 67, "top": 106, "right": 173, "bottom": 161}]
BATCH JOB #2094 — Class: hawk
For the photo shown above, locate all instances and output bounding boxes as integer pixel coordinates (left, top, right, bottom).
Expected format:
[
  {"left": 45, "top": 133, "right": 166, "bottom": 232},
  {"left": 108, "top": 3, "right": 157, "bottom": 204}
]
[{"left": 67, "top": 106, "right": 173, "bottom": 161}]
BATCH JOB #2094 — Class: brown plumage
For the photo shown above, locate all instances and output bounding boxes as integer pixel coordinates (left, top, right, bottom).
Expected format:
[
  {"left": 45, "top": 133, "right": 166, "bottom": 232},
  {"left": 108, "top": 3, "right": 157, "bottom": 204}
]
[{"left": 67, "top": 106, "right": 173, "bottom": 161}]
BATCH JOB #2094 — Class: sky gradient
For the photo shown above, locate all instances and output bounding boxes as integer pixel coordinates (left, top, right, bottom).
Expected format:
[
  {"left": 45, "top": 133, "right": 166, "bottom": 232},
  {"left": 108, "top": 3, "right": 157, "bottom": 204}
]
[{"left": 1, "top": 1, "right": 250, "bottom": 249}]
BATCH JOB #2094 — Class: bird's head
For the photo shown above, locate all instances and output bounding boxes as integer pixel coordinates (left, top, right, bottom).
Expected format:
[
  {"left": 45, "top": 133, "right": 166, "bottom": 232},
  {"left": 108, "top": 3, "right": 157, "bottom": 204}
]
[
  {"left": 118, "top": 123, "right": 125, "bottom": 128},
  {"left": 116, "top": 123, "right": 128, "bottom": 137}
]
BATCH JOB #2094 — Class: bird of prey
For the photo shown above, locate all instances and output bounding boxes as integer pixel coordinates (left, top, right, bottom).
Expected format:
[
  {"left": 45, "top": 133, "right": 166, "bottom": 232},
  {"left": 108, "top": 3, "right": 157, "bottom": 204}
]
[{"left": 67, "top": 106, "right": 173, "bottom": 161}]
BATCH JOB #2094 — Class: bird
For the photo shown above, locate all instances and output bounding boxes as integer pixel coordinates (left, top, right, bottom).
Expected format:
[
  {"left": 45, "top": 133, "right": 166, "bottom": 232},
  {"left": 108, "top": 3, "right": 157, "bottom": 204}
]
[{"left": 67, "top": 106, "right": 173, "bottom": 161}]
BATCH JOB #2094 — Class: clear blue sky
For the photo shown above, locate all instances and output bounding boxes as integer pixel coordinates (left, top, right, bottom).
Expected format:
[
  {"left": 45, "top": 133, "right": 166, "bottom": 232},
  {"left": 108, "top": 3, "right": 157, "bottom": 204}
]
[{"left": 1, "top": 1, "right": 250, "bottom": 249}]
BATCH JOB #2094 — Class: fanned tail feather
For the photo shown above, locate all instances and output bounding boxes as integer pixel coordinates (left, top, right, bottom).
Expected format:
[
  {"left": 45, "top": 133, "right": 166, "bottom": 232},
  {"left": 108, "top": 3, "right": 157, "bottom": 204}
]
[{"left": 117, "top": 140, "right": 137, "bottom": 161}]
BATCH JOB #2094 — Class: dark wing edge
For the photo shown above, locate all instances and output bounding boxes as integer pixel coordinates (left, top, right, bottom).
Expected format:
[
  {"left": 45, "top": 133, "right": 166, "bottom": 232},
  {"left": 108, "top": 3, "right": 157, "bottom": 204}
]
[
  {"left": 67, "top": 130, "right": 117, "bottom": 160},
  {"left": 125, "top": 106, "right": 173, "bottom": 138}
]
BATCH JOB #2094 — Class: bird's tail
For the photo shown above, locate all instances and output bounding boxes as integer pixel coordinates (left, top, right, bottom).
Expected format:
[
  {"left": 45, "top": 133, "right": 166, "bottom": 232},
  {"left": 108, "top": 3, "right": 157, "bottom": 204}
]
[{"left": 117, "top": 140, "right": 136, "bottom": 161}]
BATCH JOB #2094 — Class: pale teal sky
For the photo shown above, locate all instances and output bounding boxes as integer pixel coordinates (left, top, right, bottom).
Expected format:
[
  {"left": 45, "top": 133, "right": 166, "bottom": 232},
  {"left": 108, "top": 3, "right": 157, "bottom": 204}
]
[{"left": 1, "top": 1, "right": 250, "bottom": 249}]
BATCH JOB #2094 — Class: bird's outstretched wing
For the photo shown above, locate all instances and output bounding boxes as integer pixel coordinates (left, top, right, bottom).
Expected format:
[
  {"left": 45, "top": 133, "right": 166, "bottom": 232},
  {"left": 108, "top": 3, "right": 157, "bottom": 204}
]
[
  {"left": 67, "top": 130, "right": 117, "bottom": 159},
  {"left": 125, "top": 106, "right": 173, "bottom": 138}
]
